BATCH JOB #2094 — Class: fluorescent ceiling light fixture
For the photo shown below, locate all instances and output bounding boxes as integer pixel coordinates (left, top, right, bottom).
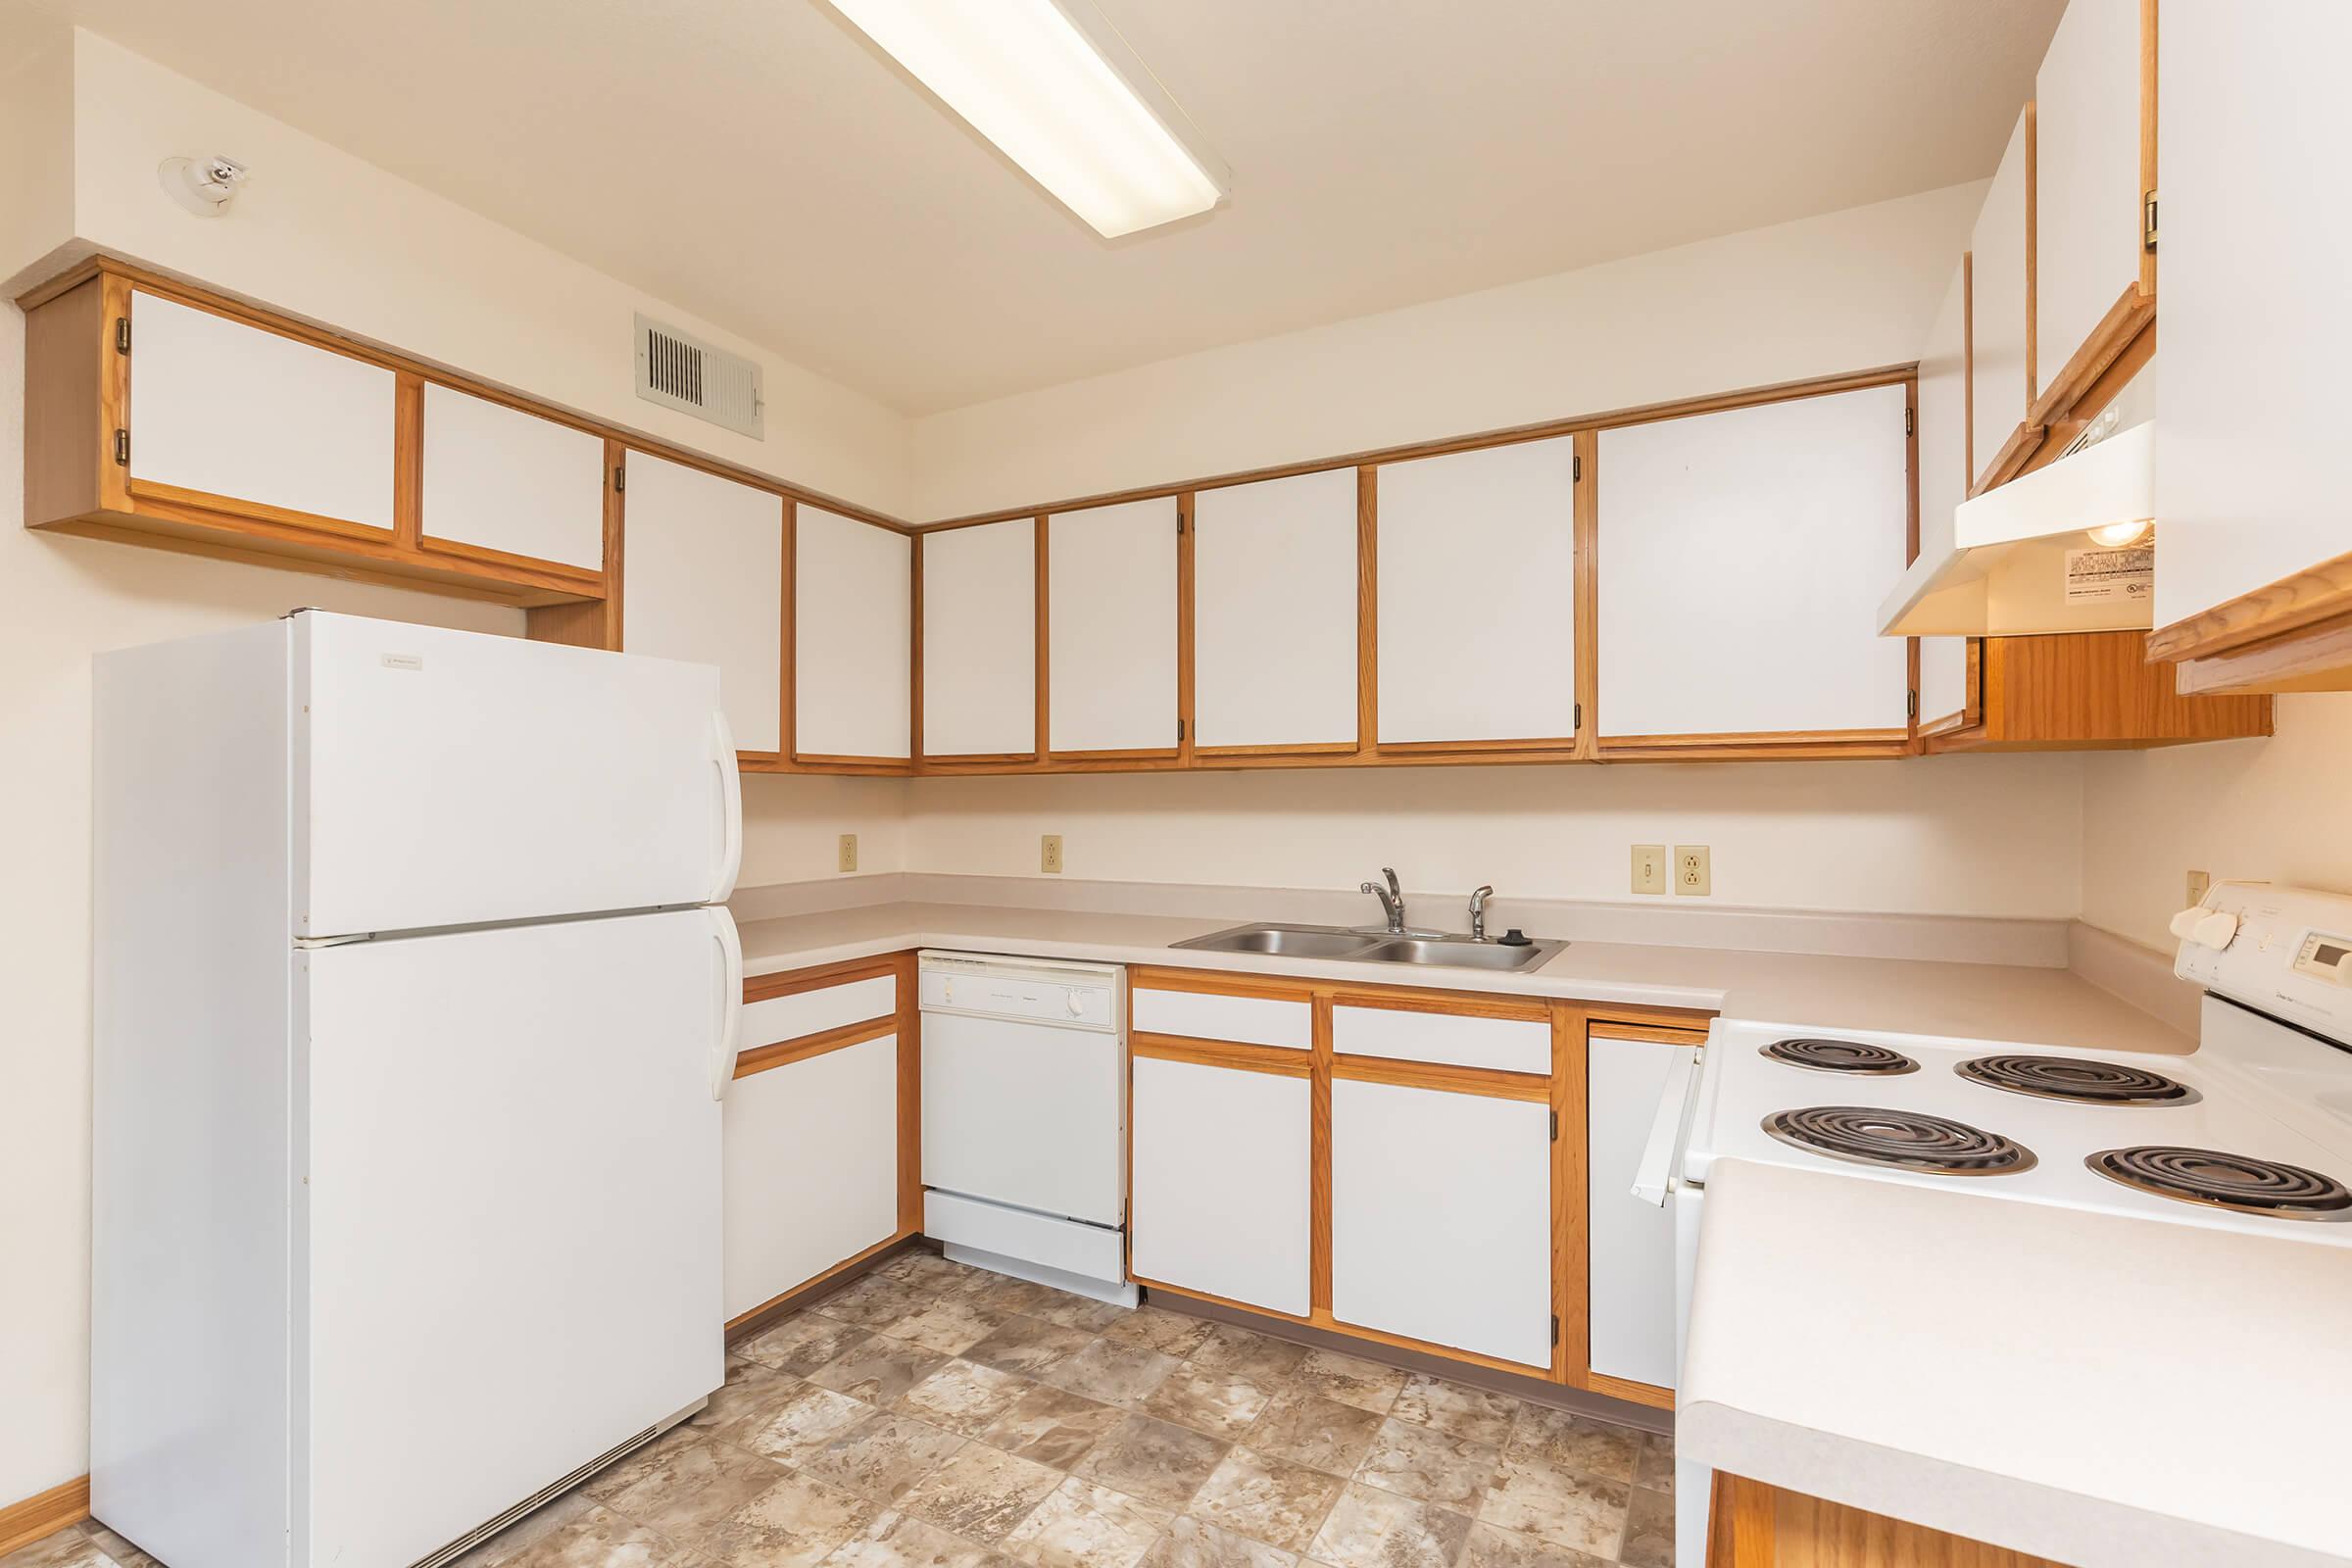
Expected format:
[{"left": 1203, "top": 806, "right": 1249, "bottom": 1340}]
[{"left": 821, "top": 0, "right": 1229, "bottom": 238}]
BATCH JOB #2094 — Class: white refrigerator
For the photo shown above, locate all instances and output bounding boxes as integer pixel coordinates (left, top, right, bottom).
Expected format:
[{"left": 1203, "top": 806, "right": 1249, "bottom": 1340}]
[{"left": 90, "top": 611, "right": 745, "bottom": 1568}]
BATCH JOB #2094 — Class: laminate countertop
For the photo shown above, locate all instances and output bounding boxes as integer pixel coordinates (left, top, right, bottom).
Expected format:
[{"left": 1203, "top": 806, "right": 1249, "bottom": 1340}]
[
  {"left": 732, "top": 898, "right": 2191, "bottom": 1052},
  {"left": 1677, "top": 1156, "right": 2352, "bottom": 1567}
]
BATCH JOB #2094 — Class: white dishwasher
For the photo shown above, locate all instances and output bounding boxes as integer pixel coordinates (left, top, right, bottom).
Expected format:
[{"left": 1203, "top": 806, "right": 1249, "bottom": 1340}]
[{"left": 918, "top": 952, "right": 1135, "bottom": 1305}]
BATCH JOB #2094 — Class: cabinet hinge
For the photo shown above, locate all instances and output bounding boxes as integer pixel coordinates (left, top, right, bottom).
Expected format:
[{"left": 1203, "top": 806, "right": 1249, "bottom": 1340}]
[
  {"left": 1907, "top": 689, "right": 1919, "bottom": 720},
  {"left": 1572, "top": 454, "right": 1583, "bottom": 482},
  {"left": 1573, "top": 702, "right": 1583, "bottom": 733},
  {"left": 1904, "top": 407, "right": 1915, "bottom": 437},
  {"left": 612, "top": 464, "right": 625, "bottom": 493},
  {"left": 1176, "top": 718, "right": 1186, "bottom": 743},
  {"left": 2142, "top": 189, "right": 2159, "bottom": 252},
  {"left": 115, "top": 318, "right": 131, "bottom": 354},
  {"left": 1551, "top": 1313, "right": 1561, "bottom": 1346},
  {"left": 1549, "top": 1109, "right": 1559, "bottom": 1141},
  {"left": 113, "top": 427, "right": 129, "bottom": 466}
]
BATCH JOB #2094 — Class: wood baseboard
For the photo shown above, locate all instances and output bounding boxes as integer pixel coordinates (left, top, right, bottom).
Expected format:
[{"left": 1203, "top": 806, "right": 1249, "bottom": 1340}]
[{"left": 0, "top": 1475, "right": 91, "bottom": 1556}]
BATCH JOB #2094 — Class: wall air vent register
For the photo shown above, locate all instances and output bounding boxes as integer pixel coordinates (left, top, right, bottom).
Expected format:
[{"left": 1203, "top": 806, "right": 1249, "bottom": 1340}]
[{"left": 633, "top": 314, "right": 764, "bottom": 439}]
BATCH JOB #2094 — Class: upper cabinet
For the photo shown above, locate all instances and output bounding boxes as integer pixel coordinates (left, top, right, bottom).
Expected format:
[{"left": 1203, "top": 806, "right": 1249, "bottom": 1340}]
[
  {"left": 2034, "top": 0, "right": 2154, "bottom": 400},
  {"left": 1596, "top": 385, "right": 1913, "bottom": 747},
  {"left": 418, "top": 384, "right": 606, "bottom": 573},
  {"left": 919, "top": 518, "right": 1036, "bottom": 761},
  {"left": 2143, "top": 3, "right": 2352, "bottom": 692},
  {"left": 797, "top": 506, "right": 912, "bottom": 762},
  {"left": 1048, "top": 498, "right": 1180, "bottom": 757},
  {"left": 1916, "top": 263, "right": 1977, "bottom": 734},
  {"left": 1374, "top": 438, "right": 1580, "bottom": 748},
  {"left": 622, "top": 452, "right": 785, "bottom": 757},
  {"left": 126, "top": 289, "right": 397, "bottom": 533},
  {"left": 1192, "top": 469, "right": 1360, "bottom": 754},
  {"left": 1970, "top": 105, "right": 2036, "bottom": 492}
]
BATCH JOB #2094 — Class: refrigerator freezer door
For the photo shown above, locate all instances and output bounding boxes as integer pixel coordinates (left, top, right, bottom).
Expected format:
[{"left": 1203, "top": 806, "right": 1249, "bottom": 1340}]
[
  {"left": 295, "top": 612, "right": 739, "bottom": 938},
  {"left": 299, "top": 907, "right": 726, "bottom": 1568}
]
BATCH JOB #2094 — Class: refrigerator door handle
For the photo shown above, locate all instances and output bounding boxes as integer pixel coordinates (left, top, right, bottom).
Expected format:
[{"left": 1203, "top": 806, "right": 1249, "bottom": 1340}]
[
  {"left": 710, "top": 906, "right": 744, "bottom": 1101},
  {"left": 710, "top": 710, "right": 744, "bottom": 904}
]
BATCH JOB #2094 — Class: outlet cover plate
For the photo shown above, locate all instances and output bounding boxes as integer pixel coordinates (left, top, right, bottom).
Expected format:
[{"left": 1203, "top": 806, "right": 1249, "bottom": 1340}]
[
  {"left": 1041, "top": 834, "right": 1063, "bottom": 874},
  {"left": 1674, "top": 845, "right": 1711, "bottom": 897},
  {"left": 837, "top": 834, "right": 858, "bottom": 873}
]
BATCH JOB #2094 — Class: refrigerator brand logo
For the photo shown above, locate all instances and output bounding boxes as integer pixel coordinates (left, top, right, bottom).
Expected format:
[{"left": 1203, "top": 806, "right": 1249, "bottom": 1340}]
[{"left": 379, "top": 653, "right": 424, "bottom": 671}]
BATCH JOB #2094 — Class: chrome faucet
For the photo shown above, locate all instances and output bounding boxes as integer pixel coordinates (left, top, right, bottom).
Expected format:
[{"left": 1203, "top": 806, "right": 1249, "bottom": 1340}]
[
  {"left": 1468, "top": 885, "right": 1494, "bottom": 942},
  {"left": 1359, "top": 866, "right": 1406, "bottom": 935}
]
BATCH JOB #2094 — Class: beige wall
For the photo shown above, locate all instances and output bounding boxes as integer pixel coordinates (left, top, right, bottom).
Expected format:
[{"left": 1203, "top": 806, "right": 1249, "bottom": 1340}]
[
  {"left": 907, "top": 181, "right": 1985, "bottom": 519},
  {"left": 2079, "top": 697, "right": 2352, "bottom": 950},
  {"left": 908, "top": 753, "right": 2089, "bottom": 919},
  {"left": 6, "top": 28, "right": 915, "bottom": 517}
]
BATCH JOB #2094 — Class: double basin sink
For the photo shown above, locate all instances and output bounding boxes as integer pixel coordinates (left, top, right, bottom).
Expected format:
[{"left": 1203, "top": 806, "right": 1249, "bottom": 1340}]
[{"left": 1171, "top": 922, "right": 1564, "bottom": 973}]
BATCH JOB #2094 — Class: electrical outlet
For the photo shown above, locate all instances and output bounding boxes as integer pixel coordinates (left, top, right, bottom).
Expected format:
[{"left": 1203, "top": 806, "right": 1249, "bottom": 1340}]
[
  {"left": 1632, "top": 845, "right": 1667, "bottom": 896},
  {"left": 1041, "top": 834, "right": 1063, "bottom": 874},
  {"left": 837, "top": 833, "right": 858, "bottom": 874},
  {"left": 1674, "top": 845, "right": 1711, "bottom": 897},
  {"left": 2187, "top": 869, "right": 2211, "bottom": 906}
]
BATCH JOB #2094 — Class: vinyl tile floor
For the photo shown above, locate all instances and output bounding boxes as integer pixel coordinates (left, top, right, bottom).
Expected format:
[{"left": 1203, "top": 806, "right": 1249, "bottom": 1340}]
[{"left": 22, "top": 1252, "right": 1673, "bottom": 1568}]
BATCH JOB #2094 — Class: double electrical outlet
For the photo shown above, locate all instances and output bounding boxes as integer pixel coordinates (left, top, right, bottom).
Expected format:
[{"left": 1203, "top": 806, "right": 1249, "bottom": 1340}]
[{"left": 1633, "top": 844, "right": 1710, "bottom": 897}]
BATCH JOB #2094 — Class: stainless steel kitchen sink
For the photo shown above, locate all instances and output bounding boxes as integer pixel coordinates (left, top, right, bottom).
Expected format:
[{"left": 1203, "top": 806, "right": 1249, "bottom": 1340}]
[{"left": 1171, "top": 922, "right": 1563, "bottom": 972}]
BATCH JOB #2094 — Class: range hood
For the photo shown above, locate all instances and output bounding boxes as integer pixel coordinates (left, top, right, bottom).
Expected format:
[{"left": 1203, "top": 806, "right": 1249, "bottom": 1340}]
[{"left": 1880, "top": 360, "right": 2157, "bottom": 638}]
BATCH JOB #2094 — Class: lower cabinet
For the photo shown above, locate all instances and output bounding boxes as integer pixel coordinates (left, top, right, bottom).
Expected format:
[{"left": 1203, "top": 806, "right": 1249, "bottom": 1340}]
[
  {"left": 1330, "top": 1076, "right": 1553, "bottom": 1368},
  {"left": 722, "top": 1033, "right": 899, "bottom": 1322},
  {"left": 1586, "top": 1027, "right": 1697, "bottom": 1391},
  {"left": 1129, "top": 1055, "right": 1312, "bottom": 1316}
]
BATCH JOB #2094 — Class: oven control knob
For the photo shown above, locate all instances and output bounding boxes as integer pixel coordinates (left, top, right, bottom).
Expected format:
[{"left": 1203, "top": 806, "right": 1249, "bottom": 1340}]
[
  {"left": 1065, "top": 990, "right": 1085, "bottom": 1017},
  {"left": 2169, "top": 906, "right": 2208, "bottom": 942},
  {"left": 2192, "top": 910, "right": 2240, "bottom": 950}
]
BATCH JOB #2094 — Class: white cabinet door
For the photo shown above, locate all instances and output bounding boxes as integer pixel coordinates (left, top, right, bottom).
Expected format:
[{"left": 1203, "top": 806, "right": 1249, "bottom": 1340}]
[
  {"left": 2153, "top": 4, "right": 2352, "bottom": 630},
  {"left": 797, "top": 506, "right": 911, "bottom": 760},
  {"left": 1597, "top": 385, "right": 1912, "bottom": 737},
  {"left": 1916, "top": 262, "right": 1974, "bottom": 730},
  {"left": 127, "top": 289, "right": 395, "bottom": 529},
  {"left": 921, "top": 517, "right": 1035, "bottom": 758},
  {"left": 1375, "top": 438, "right": 1579, "bottom": 745},
  {"left": 1130, "top": 1056, "right": 1310, "bottom": 1316},
  {"left": 2035, "top": 0, "right": 2146, "bottom": 381},
  {"left": 1193, "top": 469, "right": 1358, "bottom": 749},
  {"left": 1048, "top": 497, "right": 1179, "bottom": 754},
  {"left": 420, "top": 383, "right": 605, "bottom": 570},
  {"left": 1970, "top": 107, "right": 2035, "bottom": 488},
  {"left": 1587, "top": 1031, "right": 1695, "bottom": 1390},
  {"left": 622, "top": 452, "right": 784, "bottom": 755},
  {"left": 1330, "top": 1078, "right": 1551, "bottom": 1367},
  {"left": 722, "top": 1035, "right": 899, "bottom": 1321}
]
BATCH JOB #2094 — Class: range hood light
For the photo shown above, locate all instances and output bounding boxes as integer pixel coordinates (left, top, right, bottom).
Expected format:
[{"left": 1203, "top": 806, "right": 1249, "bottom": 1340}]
[{"left": 2087, "top": 519, "right": 2154, "bottom": 549}]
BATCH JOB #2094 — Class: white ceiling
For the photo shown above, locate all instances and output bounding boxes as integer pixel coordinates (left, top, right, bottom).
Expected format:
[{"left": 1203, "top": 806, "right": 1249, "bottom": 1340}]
[{"left": 15, "top": 0, "right": 2064, "bottom": 414}]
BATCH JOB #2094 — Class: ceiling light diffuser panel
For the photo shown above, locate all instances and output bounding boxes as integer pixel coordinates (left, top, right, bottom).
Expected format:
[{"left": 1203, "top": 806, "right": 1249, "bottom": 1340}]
[{"left": 820, "top": 0, "right": 1229, "bottom": 238}]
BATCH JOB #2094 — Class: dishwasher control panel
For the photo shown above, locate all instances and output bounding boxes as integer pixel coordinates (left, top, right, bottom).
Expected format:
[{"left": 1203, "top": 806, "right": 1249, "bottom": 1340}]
[{"left": 918, "top": 952, "right": 1121, "bottom": 1032}]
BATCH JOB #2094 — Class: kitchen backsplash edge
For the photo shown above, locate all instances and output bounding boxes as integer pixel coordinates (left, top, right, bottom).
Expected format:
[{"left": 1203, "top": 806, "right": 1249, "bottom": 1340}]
[{"left": 729, "top": 873, "right": 2076, "bottom": 967}]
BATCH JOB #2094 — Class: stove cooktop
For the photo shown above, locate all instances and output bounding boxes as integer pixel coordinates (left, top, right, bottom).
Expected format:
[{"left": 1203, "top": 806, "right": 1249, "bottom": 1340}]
[{"left": 1689, "top": 1017, "right": 2352, "bottom": 1243}]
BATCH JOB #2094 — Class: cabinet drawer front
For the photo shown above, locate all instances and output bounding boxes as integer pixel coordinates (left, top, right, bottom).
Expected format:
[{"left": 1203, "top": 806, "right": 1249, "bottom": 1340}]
[
  {"left": 1134, "top": 986, "right": 1311, "bottom": 1051},
  {"left": 1131, "top": 1056, "right": 1311, "bottom": 1316},
  {"left": 742, "top": 974, "right": 898, "bottom": 1050},
  {"left": 721, "top": 1034, "right": 898, "bottom": 1320},
  {"left": 1332, "top": 1004, "right": 1549, "bottom": 1075}
]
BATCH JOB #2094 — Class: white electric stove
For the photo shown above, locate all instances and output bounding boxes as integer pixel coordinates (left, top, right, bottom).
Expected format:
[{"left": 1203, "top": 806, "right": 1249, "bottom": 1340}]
[{"left": 1660, "top": 881, "right": 2352, "bottom": 1567}]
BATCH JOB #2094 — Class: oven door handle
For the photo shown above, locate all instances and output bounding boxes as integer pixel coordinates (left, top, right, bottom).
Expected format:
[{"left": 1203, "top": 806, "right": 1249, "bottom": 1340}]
[{"left": 1631, "top": 1052, "right": 1700, "bottom": 1206}]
